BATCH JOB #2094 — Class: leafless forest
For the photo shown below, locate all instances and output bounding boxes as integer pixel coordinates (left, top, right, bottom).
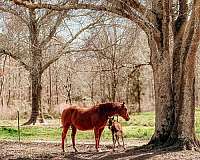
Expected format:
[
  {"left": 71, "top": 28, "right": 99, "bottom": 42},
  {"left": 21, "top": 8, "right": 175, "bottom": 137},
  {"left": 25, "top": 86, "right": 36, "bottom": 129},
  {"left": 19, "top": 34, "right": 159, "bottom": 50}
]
[{"left": 0, "top": 7, "right": 155, "bottom": 120}]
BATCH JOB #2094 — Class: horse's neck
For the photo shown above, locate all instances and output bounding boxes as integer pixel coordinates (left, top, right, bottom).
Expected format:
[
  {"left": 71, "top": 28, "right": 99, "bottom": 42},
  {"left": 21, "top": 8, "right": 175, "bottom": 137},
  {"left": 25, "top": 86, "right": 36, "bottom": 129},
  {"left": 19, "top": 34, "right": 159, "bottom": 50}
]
[{"left": 99, "top": 104, "right": 117, "bottom": 118}]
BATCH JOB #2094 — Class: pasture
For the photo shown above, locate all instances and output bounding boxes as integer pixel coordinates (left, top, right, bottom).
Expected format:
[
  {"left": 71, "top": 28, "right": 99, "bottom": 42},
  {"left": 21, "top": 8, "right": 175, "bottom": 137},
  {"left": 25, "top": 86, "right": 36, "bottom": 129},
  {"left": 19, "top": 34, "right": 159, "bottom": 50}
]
[
  {"left": 0, "top": 112, "right": 155, "bottom": 142},
  {"left": 1, "top": 111, "right": 200, "bottom": 159}
]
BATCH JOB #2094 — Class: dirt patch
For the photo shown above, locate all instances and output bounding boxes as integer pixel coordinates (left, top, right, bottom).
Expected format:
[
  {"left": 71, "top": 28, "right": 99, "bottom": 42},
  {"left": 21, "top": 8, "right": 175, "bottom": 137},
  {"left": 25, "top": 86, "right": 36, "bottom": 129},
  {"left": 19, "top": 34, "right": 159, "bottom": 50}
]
[{"left": 0, "top": 140, "right": 200, "bottom": 160}]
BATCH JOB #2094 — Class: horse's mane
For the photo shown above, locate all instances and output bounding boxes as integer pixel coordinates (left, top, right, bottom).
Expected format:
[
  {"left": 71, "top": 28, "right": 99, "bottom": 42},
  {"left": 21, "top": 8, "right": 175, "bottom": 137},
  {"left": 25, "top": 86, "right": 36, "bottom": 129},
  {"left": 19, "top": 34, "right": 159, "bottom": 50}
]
[{"left": 97, "top": 102, "right": 119, "bottom": 117}]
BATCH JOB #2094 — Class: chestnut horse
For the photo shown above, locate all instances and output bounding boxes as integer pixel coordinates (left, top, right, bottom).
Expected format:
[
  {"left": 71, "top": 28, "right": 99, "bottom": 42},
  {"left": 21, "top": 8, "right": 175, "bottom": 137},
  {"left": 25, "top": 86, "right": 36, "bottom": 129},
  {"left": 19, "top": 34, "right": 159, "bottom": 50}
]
[{"left": 61, "top": 102, "right": 130, "bottom": 152}]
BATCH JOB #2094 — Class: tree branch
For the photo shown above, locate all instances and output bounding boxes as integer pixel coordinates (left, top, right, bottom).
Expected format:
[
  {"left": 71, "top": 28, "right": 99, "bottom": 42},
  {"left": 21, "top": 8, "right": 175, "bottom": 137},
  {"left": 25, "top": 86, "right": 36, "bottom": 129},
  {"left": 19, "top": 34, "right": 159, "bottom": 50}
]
[
  {"left": 174, "top": 0, "right": 188, "bottom": 35},
  {"left": 123, "top": 0, "right": 157, "bottom": 24},
  {"left": 40, "top": 17, "right": 104, "bottom": 73},
  {"left": 0, "top": 49, "right": 31, "bottom": 71},
  {"left": 0, "top": 6, "right": 28, "bottom": 25},
  {"left": 39, "top": 11, "right": 68, "bottom": 49},
  {"left": 11, "top": 0, "right": 159, "bottom": 37},
  {"left": 182, "top": 0, "right": 200, "bottom": 58}
]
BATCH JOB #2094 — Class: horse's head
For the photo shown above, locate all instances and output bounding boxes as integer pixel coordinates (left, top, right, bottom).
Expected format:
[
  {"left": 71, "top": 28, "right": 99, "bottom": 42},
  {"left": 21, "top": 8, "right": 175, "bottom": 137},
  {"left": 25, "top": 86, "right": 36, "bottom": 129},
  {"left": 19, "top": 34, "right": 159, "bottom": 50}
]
[{"left": 117, "top": 102, "right": 130, "bottom": 121}]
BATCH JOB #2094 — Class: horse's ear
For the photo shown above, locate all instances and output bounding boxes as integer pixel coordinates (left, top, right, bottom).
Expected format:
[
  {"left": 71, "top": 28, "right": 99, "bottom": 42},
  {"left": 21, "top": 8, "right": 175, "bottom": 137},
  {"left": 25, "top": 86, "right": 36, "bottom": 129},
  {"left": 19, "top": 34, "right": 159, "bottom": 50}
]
[{"left": 122, "top": 102, "right": 125, "bottom": 107}]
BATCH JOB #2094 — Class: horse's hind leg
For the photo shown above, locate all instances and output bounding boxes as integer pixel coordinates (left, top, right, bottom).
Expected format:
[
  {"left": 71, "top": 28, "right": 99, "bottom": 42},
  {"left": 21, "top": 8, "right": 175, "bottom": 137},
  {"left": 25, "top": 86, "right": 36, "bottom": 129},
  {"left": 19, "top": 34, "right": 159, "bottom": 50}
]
[
  {"left": 62, "top": 125, "right": 70, "bottom": 152},
  {"left": 71, "top": 125, "right": 78, "bottom": 152}
]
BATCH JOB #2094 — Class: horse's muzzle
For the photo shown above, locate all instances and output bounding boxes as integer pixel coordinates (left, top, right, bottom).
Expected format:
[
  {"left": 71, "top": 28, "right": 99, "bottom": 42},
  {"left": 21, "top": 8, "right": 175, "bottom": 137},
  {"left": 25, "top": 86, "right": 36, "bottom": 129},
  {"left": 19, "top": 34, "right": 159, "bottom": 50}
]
[{"left": 125, "top": 116, "right": 130, "bottom": 121}]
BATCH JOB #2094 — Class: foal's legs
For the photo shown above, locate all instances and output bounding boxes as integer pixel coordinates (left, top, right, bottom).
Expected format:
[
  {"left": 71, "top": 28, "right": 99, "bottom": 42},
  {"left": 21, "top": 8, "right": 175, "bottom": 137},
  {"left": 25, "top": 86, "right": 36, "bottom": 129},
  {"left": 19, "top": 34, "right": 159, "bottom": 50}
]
[
  {"left": 71, "top": 125, "right": 78, "bottom": 152},
  {"left": 121, "top": 134, "right": 125, "bottom": 150},
  {"left": 62, "top": 124, "right": 70, "bottom": 152},
  {"left": 112, "top": 132, "right": 116, "bottom": 150},
  {"left": 116, "top": 134, "right": 120, "bottom": 146}
]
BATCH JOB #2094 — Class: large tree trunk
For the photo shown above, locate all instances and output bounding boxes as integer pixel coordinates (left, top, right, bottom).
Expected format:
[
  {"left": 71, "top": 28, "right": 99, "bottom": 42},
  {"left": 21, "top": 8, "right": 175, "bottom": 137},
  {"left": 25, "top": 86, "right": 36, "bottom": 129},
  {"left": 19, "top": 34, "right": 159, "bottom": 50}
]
[
  {"left": 149, "top": 0, "right": 200, "bottom": 149},
  {"left": 23, "top": 71, "right": 42, "bottom": 125},
  {"left": 167, "top": 3, "right": 200, "bottom": 149},
  {"left": 149, "top": 49, "right": 174, "bottom": 145},
  {"left": 23, "top": 8, "right": 45, "bottom": 125},
  {"left": 168, "top": 52, "right": 199, "bottom": 149}
]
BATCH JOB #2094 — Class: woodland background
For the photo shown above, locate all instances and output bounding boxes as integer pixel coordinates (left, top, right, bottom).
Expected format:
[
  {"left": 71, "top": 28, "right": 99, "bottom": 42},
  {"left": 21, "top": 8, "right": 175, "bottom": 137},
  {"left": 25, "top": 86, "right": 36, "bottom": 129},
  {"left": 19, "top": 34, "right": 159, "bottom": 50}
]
[{"left": 0, "top": 9, "right": 157, "bottom": 120}]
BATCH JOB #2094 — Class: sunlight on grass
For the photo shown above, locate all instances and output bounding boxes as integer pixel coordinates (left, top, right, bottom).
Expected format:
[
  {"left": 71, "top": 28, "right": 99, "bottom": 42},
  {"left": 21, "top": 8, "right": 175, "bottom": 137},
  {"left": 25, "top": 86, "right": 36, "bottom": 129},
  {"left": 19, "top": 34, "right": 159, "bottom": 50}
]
[{"left": 0, "top": 110, "right": 200, "bottom": 141}]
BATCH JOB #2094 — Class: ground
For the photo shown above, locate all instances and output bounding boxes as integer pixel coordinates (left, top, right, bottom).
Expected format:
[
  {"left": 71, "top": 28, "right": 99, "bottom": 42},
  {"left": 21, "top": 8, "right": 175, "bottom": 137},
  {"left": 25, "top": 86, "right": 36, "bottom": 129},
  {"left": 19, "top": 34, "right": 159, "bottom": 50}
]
[{"left": 1, "top": 140, "right": 200, "bottom": 160}]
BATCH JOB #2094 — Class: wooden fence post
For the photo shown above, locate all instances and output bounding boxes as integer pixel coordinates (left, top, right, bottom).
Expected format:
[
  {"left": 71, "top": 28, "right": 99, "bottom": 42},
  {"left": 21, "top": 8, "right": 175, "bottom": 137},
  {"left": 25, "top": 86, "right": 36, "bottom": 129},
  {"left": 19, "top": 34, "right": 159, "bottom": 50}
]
[{"left": 17, "top": 110, "right": 20, "bottom": 142}]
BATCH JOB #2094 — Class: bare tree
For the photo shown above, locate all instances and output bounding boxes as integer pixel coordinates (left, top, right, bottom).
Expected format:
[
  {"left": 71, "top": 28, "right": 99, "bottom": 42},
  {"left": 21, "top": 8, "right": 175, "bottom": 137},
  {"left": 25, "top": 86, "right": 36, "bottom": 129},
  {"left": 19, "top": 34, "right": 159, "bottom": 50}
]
[
  {"left": 0, "top": 1, "right": 105, "bottom": 125},
  {"left": 12, "top": 0, "right": 200, "bottom": 149}
]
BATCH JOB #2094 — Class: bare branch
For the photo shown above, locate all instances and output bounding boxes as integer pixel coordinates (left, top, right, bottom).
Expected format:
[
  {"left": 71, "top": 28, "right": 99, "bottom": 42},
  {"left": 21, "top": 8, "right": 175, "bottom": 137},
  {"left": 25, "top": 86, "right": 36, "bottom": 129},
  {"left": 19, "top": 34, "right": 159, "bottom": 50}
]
[
  {"left": 117, "top": 0, "right": 157, "bottom": 24},
  {"left": 11, "top": 1, "right": 159, "bottom": 36},
  {"left": 39, "top": 11, "right": 68, "bottom": 49},
  {"left": 182, "top": 0, "right": 200, "bottom": 58},
  {"left": 41, "top": 39, "right": 122, "bottom": 74},
  {"left": 174, "top": 0, "right": 188, "bottom": 35},
  {"left": 0, "top": 6, "right": 28, "bottom": 25},
  {"left": 0, "top": 48, "right": 31, "bottom": 71}
]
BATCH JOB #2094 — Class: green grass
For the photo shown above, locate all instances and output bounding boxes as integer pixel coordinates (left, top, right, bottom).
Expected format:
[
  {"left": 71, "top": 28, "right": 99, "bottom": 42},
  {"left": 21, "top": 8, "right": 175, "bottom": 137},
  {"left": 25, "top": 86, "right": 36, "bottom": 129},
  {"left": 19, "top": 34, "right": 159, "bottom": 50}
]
[{"left": 0, "top": 111, "right": 199, "bottom": 142}]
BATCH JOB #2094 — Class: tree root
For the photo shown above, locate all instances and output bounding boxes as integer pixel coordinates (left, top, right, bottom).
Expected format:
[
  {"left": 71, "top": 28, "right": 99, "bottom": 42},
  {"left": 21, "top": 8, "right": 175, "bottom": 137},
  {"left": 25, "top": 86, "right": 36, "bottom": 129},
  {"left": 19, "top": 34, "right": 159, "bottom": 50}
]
[
  {"left": 22, "top": 115, "right": 46, "bottom": 125},
  {"left": 22, "top": 117, "right": 37, "bottom": 125},
  {"left": 141, "top": 137, "right": 200, "bottom": 152}
]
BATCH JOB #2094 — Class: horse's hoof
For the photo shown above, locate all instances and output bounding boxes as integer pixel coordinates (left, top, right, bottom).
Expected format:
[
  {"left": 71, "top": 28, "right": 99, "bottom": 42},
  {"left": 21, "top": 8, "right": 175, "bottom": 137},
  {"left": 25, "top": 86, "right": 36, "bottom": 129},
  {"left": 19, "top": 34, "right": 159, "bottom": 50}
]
[{"left": 96, "top": 148, "right": 102, "bottom": 152}]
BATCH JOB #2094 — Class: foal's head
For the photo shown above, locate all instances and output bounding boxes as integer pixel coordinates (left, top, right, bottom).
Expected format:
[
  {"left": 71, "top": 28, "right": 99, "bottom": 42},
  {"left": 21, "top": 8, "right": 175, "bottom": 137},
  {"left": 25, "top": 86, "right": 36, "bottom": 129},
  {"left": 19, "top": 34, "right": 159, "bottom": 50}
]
[
  {"left": 108, "top": 117, "right": 114, "bottom": 129},
  {"left": 116, "top": 102, "right": 130, "bottom": 121}
]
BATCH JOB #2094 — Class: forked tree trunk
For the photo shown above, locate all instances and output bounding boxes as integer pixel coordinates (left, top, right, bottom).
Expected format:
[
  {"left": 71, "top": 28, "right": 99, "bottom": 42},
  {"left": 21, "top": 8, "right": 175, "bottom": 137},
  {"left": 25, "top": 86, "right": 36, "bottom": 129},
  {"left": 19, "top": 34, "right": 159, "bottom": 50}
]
[
  {"left": 149, "top": 0, "right": 200, "bottom": 149},
  {"left": 167, "top": 6, "right": 200, "bottom": 149}
]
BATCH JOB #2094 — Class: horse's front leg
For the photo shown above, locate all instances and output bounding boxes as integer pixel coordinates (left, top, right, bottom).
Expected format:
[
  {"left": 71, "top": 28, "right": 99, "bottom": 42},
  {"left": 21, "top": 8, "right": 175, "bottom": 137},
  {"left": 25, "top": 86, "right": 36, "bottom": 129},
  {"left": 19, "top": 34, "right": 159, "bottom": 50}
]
[
  {"left": 94, "top": 127, "right": 104, "bottom": 152},
  {"left": 62, "top": 125, "right": 70, "bottom": 152},
  {"left": 71, "top": 125, "right": 78, "bottom": 152},
  {"left": 94, "top": 128, "right": 100, "bottom": 152}
]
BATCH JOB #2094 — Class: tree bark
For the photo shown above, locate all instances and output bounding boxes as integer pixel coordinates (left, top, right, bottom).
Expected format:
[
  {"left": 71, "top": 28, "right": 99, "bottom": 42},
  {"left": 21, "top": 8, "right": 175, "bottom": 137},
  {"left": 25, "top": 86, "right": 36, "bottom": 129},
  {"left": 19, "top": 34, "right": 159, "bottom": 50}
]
[
  {"left": 23, "top": 71, "right": 42, "bottom": 125},
  {"left": 149, "top": 49, "right": 174, "bottom": 145},
  {"left": 23, "top": 8, "right": 45, "bottom": 125}
]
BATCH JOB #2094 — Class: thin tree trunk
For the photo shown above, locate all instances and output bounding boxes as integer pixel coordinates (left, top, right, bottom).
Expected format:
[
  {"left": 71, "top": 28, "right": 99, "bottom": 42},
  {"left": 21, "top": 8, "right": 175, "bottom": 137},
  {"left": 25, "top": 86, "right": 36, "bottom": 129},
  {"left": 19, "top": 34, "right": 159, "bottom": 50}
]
[
  {"left": 48, "top": 66, "right": 52, "bottom": 113},
  {"left": 137, "top": 70, "right": 141, "bottom": 113},
  {"left": 0, "top": 55, "right": 7, "bottom": 108},
  {"left": 55, "top": 72, "right": 59, "bottom": 105}
]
